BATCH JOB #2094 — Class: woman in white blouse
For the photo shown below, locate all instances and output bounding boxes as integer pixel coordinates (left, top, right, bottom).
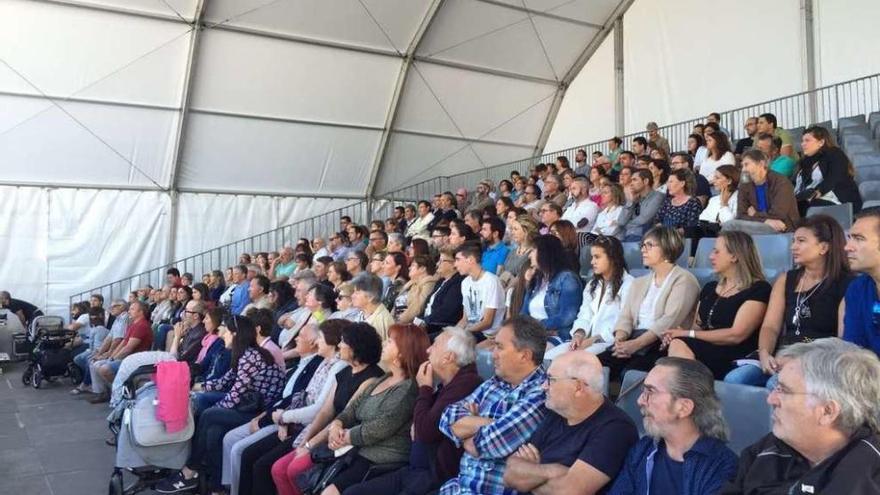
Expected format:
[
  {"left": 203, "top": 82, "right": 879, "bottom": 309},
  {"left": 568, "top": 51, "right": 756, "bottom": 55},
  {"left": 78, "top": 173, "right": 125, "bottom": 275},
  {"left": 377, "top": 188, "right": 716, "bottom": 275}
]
[
  {"left": 546, "top": 236, "right": 633, "bottom": 359},
  {"left": 688, "top": 133, "right": 709, "bottom": 172},
  {"left": 700, "top": 132, "right": 736, "bottom": 180},
  {"left": 699, "top": 165, "right": 739, "bottom": 229},
  {"left": 590, "top": 182, "right": 626, "bottom": 239}
]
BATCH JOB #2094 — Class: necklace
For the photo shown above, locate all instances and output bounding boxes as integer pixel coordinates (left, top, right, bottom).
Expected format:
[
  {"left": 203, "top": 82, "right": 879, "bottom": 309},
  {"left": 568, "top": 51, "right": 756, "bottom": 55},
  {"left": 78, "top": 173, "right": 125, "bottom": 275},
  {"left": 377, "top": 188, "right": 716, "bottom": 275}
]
[
  {"left": 705, "top": 281, "right": 740, "bottom": 329},
  {"left": 792, "top": 276, "right": 826, "bottom": 334}
]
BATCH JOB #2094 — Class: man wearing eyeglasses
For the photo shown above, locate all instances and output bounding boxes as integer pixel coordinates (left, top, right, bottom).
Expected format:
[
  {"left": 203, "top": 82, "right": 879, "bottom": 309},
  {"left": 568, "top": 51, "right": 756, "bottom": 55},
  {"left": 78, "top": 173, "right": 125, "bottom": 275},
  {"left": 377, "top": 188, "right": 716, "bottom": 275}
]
[
  {"left": 406, "top": 200, "right": 435, "bottom": 241},
  {"left": 504, "top": 351, "right": 637, "bottom": 495},
  {"left": 721, "top": 339, "right": 880, "bottom": 494},
  {"left": 619, "top": 170, "right": 665, "bottom": 242},
  {"left": 609, "top": 357, "right": 737, "bottom": 494},
  {"left": 168, "top": 300, "right": 206, "bottom": 365}
]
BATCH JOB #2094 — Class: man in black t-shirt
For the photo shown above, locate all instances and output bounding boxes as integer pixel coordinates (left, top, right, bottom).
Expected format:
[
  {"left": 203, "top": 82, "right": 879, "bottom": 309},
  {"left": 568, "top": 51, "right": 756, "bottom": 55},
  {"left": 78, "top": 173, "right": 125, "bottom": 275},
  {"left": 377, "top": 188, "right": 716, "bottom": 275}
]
[
  {"left": 0, "top": 291, "right": 39, "bottom": 326},
  {"left": 503, "top": 352, "right": 638, "bottom": 494}
]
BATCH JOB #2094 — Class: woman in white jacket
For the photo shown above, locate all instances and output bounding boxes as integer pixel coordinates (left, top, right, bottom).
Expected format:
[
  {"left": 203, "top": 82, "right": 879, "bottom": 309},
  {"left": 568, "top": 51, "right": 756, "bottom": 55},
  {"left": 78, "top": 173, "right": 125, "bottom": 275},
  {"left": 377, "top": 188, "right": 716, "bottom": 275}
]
[
  {"left": 698, "top": 165, "right": 739, "bottom": 230},
  {"left": 546, "top": 236, "right": 633, "bottom": 359}
]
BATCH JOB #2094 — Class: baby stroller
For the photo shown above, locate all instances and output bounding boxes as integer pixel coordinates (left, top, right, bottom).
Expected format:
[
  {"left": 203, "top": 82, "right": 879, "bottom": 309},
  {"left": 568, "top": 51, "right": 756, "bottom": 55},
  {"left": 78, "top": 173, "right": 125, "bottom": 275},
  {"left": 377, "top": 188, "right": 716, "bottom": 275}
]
[
  {"left": 20, "top": 315, "right": 83, "bottom": 389},
  {"left": 108, "top": 363, "right": 195, "bottom": 495}
]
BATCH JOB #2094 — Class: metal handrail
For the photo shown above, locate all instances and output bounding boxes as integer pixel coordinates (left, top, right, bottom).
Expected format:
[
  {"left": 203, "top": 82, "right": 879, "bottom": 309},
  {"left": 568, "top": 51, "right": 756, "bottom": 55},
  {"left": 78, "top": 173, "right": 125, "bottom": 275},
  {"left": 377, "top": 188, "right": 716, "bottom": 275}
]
[{"left": 70, "top": 72, "right": 880, "bottom": 308}]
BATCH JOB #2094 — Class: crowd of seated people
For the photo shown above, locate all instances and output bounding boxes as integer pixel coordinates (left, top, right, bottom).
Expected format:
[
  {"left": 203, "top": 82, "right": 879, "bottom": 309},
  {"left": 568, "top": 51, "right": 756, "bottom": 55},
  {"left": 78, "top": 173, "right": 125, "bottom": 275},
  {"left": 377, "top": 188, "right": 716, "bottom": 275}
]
[{"left": 46, "top": 112, "right": 880, "bottom": 494}]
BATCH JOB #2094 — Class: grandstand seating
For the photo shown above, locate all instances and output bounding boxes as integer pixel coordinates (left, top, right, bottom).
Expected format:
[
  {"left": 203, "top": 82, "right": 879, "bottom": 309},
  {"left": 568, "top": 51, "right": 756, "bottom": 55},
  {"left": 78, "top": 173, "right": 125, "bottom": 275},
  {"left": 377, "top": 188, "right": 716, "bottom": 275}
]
[{"left": 807, "top": 203, "right": 853, "bottom": 230}]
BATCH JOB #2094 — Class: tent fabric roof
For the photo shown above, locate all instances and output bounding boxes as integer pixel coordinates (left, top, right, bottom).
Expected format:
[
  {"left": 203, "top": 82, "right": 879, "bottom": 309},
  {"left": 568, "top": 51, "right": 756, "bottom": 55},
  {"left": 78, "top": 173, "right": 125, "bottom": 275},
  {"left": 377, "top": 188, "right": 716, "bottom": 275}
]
[{"left": 0, "top": 0, "right": 629, "bottom": 197}]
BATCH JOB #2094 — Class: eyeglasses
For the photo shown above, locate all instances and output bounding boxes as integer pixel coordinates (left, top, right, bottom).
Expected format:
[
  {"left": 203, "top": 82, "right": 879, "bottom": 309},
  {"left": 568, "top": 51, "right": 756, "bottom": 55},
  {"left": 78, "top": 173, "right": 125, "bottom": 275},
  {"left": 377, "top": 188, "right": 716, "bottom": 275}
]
[
  {"left": 184, "top": 310, "right": 201, "bottom": 315},
  {"left": 545, "top": 375, "right": 580, "bottom": 385},
  {"left": 439, "top": 258, "right": 454, "bottom": 264},
  {"left": 770, "top": 382, "right": 816, "bottom": 398},
  {"left": 640, "top": 241, "right": 658, "bottom": 250},
  {"left": 639, "top": 384, "right": 672, "bottom": 401}
]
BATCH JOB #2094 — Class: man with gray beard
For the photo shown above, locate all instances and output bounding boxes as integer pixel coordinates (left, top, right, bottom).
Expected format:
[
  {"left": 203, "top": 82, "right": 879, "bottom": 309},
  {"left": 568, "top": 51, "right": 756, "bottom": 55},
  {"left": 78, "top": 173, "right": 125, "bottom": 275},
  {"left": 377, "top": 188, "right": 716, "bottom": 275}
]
[{"left": 608, "top": 357, "right": 738, "bottom": 494}]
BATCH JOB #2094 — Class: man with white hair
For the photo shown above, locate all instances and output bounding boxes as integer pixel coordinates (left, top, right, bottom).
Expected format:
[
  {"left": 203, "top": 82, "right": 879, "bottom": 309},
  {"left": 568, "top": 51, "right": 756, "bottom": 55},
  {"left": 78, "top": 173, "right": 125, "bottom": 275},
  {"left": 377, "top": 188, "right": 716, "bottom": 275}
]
[
  {"left": 387, "top": 232, "right": 405, "bottom": 254},
  {"left": 722, "top": 338, "right": 880, "bottom": 494},
  {"left": 270, "top": 246, "right": 296, "bottom": 278},
  {"left": 609, "top": 357, "right": 737, "bottom": 494},
  {"left": 504, "top": 352, "right": 637, "bottom": 494},
  {"left": 344, "top": 327, "right": 483, "bottom": 494},
  {"left": 561, "top": 177, "right": 600, "bottom": 232}
]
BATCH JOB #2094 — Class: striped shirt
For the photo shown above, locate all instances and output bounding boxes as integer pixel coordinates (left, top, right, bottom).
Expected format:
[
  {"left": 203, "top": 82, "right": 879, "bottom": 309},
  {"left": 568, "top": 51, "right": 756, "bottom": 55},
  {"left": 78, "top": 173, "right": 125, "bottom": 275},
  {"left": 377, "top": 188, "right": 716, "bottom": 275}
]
[{"left": 439, "top": 366, "right": 547, "bottom": 495}]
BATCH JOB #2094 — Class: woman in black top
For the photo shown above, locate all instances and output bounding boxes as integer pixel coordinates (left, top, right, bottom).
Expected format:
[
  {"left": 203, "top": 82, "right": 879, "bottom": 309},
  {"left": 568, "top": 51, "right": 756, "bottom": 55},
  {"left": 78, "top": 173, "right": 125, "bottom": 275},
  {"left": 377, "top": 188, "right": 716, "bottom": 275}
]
[
  {"left": 724, "top": 215, "right": 853, "bottom": 386},
  {"left": 794, "top": 125, "right": 862, "bottom": 216},
  {"left": 247, "top": 322, "right": 384, "bottom": 495},
  {"left": 662, "top": 231, "right": 771, "bottom": 379}
]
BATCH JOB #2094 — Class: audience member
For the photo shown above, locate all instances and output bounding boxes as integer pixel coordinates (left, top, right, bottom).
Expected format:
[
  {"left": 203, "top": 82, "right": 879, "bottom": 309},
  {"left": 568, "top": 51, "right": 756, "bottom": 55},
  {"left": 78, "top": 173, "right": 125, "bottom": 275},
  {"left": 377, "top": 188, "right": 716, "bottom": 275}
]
[
  {"left": 646, "top": 122, "right": 670, "bottom": 155},
  {"left": 662, "top": 231, "right": 772, "bottom": 378},
  {"left": 88, "top": 299, "right": 153, "bottom": 404},
  {"left": 843, "top": 207, "right": 880, "bottom": 356},
  {"left": 242, "top": 275, "right": 272, "bottom": 314},
  {"left": 538, "top": 202, "right": 562, "bottom": 235},
  {"left": 419, "top": 248, "right": 465, "bottom": 337},
  {"left": 609, "top": 358, "right": 738, "bottom": 494},
  {"left": 700, "top": 132, "right": 735, "bottom": 181},
  {"left": 504, "top": 351, "right": 638, "bottom": 495},
  {"left": 755, "top": 132, "right": 796, "bottom": 179},
  {"left": 352, "top": 274, "right": 394, "bottom": 341},
  {"left": 706, "top": 112, "right": 731, "bottom": 136},
  {"left": 647, "top": 158, "right": 670, "bottom": 193},
  {"left": 366, "top": 230, "right": 388, "bottom": 259},
  {"left": 229, "top": 265, "right": 251, "bottom": 316},
  {"left": 756, "top": 112, "right": 795, "bottom": 160},
  {"left": 794, "top": 125, "right": 862, "bottom": 216},
  {"left": 521, "top": 235, "right": 582, "bottom": 345},
  {"left": 721, "top": 339, "right": 880, "bottom": 494},
  {"left": 632, "top": 136, "right": 648, "bottom": 157},
  {"left": 687, "top": 133, "right": 709, "bottom": 173},
  {"left": 734, "top": 116, "right": 758, "bottom": 156},
  {"left": 393, "top": 255, "right": 439, "bottom": 324},
  {"left": 328, "top": 232, "right": 350, "bottom": 262},
  {"left": 249, "top": 308, "right": 286, "bottom": 369},
  {"left": 0, "top": 290, "right": 39, "bottom": 326},
  {"left": 344, "top": 251, "right": 367, "bottom": 279},
  {"left": 167, "top": 300, "right": 208, "bottom": 365},
  {"left": 656, "top": 169, "right": 702, "bottom": 234},
  {"left": 548, "top": 236, "right": 633, "bottom": 360},
  {"left": 498, "top": 214, "right": 539, "bottom": 289},
  {"left": 589, "top": 182, "right": 626, "bottom": 239},
  {"left": 698, "top": 165, "right": 739, "bottom": 237},
  {"left": 726, "top": 215, "right": 853, "bottom": 386},
  {"left": 723, "top": 149, "right": 800, "bottom": 234},
  {"left": 479, "top": 216, "right": 510, "bottom": 275},
  {"left": 455, "top": 243, "right": 507, "bottom": 344},
  {"left": 561, "top": 176, "right": 600, "bottom": 233},
  {"left": 380, "top": 251, "right": 409, "bottom": 311},
  {"left": 670, "top": 152, "right": 710, "bottom": 207},
  {"left": 598, "top": 227, "right": 700, "bottom": 378},
  {"left": 440, "top": 316, "right": 548, "bottom": 495},
  {"left": 620, "top": 170, "right": 665, "bottom": 242}
]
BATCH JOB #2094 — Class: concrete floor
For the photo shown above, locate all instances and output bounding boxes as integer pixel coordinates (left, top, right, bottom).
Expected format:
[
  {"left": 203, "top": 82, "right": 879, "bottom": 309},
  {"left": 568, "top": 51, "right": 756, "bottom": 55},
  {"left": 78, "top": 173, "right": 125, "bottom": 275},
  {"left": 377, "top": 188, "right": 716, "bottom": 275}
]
[{"left": 0, "top": 361, "right": 142, "bottom": 495}]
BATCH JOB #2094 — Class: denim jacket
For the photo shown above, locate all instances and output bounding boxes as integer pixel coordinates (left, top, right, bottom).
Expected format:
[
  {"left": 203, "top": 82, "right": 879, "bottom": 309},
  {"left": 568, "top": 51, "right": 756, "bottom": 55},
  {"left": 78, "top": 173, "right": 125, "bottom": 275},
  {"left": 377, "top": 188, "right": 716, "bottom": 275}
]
[
  {"left": 521, "top": 270, "right": 582, "bottom": 341},
  {"left": 609, "top": 436, "right": 738, "bottom": 495}
]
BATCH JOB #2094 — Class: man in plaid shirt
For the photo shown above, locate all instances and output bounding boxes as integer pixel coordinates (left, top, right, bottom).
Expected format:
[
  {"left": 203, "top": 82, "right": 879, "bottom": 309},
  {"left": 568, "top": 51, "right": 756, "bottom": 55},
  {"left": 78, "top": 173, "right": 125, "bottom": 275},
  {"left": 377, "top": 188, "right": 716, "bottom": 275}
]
[{"left": 440, "top": 315, "right": 548, "bottom": 494}]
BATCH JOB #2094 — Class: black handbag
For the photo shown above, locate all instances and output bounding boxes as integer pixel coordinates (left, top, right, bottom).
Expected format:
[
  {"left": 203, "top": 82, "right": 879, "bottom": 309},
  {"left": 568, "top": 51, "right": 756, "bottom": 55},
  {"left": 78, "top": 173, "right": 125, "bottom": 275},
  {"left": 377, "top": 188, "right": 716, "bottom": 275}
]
[
  {"left": 296, "top": 444, "right": 359, "bottom": 495},
  {"left": 234, "top": 390, "right": 264, "bottom": 414}
]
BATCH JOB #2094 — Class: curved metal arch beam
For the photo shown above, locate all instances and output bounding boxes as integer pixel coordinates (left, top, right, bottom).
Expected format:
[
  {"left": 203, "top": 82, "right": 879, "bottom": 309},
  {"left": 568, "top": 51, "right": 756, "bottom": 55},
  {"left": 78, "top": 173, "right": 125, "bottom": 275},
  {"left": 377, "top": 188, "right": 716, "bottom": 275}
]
[
  {"left": 532, "top": 0, "right": 636, "bottom": 157},
  {"left": 364, "top": 0, "right": 446, "bottom": 199}
]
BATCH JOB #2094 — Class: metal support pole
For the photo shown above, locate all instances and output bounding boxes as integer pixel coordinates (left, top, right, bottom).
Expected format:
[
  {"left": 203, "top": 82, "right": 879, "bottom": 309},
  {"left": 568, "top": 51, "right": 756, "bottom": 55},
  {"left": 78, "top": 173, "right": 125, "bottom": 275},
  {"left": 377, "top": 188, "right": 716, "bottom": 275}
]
[
  {"left": 801, "top": 0, "right": 818, "bottom": 125},
  {"left": 613, "top": 18, "right": 625, "bottom": 136}
]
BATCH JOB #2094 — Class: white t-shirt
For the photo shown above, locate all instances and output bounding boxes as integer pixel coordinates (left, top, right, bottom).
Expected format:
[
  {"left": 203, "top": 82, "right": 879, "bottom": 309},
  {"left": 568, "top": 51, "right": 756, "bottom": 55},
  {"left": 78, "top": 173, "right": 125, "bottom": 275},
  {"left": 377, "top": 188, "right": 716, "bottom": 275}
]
[
  {"left": 461, "top": 271, "right": 506, "bottom": 335},
  {"left": 528, "top": 283, "right": 549, "bottom": 320},
  {"left": 561, "top": 198, "right": 600, "bottom": 232},
  {"left": 74, "top": 313, "right": 92, "bottom": 343},
  {"left": 700, "top": 151, "right": 735, "bottom": 181},
  {"left": 636, "top": 273, "right": 672, "bottom": 330}
]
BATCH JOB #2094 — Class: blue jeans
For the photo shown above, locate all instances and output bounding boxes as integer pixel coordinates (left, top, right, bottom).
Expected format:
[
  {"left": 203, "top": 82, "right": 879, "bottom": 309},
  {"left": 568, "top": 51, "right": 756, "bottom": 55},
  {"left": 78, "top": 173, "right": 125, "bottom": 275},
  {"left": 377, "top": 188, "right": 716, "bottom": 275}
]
[
  {"left": 194, "top": 391, "right": 226, "bottom": 417},
  {"left": 73, "top": 349, "right": 94, "bottom": 385},
  {"left": 155, "top": 324, "right": 173, "bottom": 351},
  {"left": 723, "top": 364, "right": 779, "bottom": 390}
]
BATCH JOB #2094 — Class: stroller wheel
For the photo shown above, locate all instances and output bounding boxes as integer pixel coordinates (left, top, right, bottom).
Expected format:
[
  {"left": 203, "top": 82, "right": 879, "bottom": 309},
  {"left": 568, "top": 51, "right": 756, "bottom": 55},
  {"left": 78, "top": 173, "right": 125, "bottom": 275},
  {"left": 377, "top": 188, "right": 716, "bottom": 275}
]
[
  {"left": 32, "top": 370, "right": 43, "bottom": 389},
  {"left": 21, "top": 366, "right": 33, "bottom": 386},
  {"left": 68, "top": 363, "right": 84, "bottom": 385},
  {"left": 108, "top": 468, "right": 123, "bottom": 495}
]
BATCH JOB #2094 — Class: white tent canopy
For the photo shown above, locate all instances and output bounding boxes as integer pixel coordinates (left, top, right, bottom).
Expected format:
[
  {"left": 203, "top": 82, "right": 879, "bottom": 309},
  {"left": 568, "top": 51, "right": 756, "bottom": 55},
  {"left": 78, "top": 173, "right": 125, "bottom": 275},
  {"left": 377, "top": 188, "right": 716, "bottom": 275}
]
[{"left": 0, "top": 0, "right": 631, "bottom": 196}]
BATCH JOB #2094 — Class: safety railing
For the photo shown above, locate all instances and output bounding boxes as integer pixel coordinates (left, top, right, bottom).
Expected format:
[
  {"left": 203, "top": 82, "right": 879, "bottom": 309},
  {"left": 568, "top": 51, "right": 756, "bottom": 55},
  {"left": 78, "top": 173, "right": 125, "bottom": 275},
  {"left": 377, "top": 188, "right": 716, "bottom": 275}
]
[
  {"left": 379, "top": 72, "right": 880, "bottom": 206},
  {"left": 71, "top": 72, "right": 880, "bottom": 308}
]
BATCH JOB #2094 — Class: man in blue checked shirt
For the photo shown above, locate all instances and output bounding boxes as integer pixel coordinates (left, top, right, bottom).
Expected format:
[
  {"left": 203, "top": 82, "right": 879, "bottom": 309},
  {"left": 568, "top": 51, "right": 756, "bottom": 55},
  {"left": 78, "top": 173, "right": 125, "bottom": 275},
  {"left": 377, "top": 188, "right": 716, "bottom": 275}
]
[{"left": 440, "top": 315, "right": 548, "bottom": 495}]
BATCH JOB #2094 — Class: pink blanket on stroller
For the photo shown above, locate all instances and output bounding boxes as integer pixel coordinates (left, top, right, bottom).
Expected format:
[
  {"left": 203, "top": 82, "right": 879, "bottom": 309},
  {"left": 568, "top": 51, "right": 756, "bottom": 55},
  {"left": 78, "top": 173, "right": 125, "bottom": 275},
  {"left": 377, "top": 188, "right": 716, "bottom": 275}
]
[{"left": 155, "top": 361, "right": 190, "bottom": 433}]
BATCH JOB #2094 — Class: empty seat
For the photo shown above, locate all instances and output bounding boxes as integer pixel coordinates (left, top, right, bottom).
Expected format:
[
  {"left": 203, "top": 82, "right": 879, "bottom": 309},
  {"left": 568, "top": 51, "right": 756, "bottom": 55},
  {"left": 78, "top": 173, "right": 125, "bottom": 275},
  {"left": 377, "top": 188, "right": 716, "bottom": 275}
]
[
  {"left": 864, "top": 200, "right": 880, "bottom": 209},
  {"left": 856, "top": 165, "right": 880, "bottom": 182},
  {"left": 852, "top": 152, "right": 880, "bottom": 169},
  {"left": 807, "top": 203, "right": 853, "bottom": 229},
  {"left": 811, "top": 120, "right": 833, "bottom": 132},
  {"left": 623, "top": 242, "right": 644, "bottom": 270},
  {"left": 846, "top": 142, "right": 880, "bottom": 155},
  {"left": 841, "top": 128, "right": 874, "bottom": 144},
  {"left": 476, "top": 348, "right": 493, "bottom": 380},
  {"left": 839, "top": 114, "right": 866, "bottom": 129},
  {"left": 693, "top": 237, "right": 714, "bottom": 269},
  {"left": 616, "top": 370, "right": 772, "bottom": 454},
  {"left": 869, "top": 112, "right": 880, "bottom": 129},
  {"left": 753, "top": 234, "right": 794, "bottom": 273},
  {"left": 859, "top": 181, "right": 880, "bottom": 202}
]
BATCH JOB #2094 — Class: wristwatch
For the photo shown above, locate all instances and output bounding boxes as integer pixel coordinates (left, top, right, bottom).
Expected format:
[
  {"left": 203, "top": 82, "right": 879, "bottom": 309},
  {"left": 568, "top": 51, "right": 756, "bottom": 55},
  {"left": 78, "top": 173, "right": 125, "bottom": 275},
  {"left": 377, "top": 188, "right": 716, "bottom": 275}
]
[
  {"left": 305, "top": 441, "right": 312, "bottom": 450},
  {"left": 688, "top": 330, "right": 696, "bottom": 338}
]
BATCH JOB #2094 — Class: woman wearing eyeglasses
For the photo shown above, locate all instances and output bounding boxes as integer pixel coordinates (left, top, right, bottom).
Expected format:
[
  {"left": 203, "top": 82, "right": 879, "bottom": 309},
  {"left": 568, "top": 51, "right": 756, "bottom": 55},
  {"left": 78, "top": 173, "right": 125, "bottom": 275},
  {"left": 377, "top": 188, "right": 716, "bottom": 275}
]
[
  {"left": 392, "top": 255, "right": 439, "bottom": 324},
  {"left": 597, "top": 227, "right": 701, "bottom": 379},
  {"left": 157, "top": 315, "right": 286, "bottom": 495},
  {"left": 723, "top": 215, "right": 853, "bottom": 386},
  {"left": 546, "top": 236, "right": 633, "bottom": 360},
  {"left": 659, "top": 231, "right": 771, "bottom": 379},
  {"left": 329, "top": 283, "right": 364, "bottom": 322}
]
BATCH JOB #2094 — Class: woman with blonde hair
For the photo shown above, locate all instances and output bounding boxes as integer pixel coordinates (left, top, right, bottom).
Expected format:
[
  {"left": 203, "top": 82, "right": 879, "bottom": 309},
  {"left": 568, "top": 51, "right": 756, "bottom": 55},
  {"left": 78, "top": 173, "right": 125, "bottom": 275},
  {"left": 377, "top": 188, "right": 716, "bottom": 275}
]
[
  {"left": 498, "top": 213, "right": 539, "bottom": 287},
  {"left": 661, "top": 231, "right": 772, "bottom": 378}
]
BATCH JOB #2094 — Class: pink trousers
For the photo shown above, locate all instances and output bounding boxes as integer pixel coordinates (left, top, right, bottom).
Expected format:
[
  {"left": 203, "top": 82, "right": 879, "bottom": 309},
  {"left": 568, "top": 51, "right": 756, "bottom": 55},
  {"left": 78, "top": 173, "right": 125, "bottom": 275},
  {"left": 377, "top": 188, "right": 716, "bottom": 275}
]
[{"left": 271, "top": 450, "right": 315, "bottom": 495}]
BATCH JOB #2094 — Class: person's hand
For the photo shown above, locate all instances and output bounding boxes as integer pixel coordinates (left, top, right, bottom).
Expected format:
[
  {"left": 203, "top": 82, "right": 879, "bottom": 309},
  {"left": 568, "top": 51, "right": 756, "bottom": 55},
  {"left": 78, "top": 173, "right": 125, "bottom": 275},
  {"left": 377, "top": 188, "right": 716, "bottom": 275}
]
[
  {"left": 467, "top": 402, "right": 481, "bottom": 417},
  {"left": 720, "top": 188, "right": 731, "bottom": 206},
  {"left": 277, "top": 425, "right": 289, "bottom": 442},
  {"left": 569, "top": 332, "right": 586, "bottom": 351},
  {"left": 612, "top": 339, "right": 640, "bottom": 359},
  {"left": 271, "top": 409, "right": 284, "bottom": 425},
  {"left": 513, "top": 443, "right": 541, "bottom": 464},
  {"left": 759, "top": 349, "right": 779, "bottom": 375},
  {"left": 173, "top": 322, "right": 184, "bottom": 339},
  {"left": 415, "top": 361, "right": 433, "bottom": 388},
  {"left": 765, "top": 219, "right": 787, "bottom": 232},
  {"left": 463, "top": 437, "right": 478, "bottom": 457},
  {"left": 747, "top": 206, "right": 757, "bottom": 217},
  {"left": 613, "top": 331, "right": 627, "bottom": 343},
  {"left": 249, "top": 414, "right": 264, "bottom": 434},
  {"left": 191, "top": 383, "right": 203, "bottom": 392},
  {"left": 524, "top": 265, "right": 536, "bottom": 283},
  {"left": 660, "top": 329, "right": 689, "bottom": 349}
]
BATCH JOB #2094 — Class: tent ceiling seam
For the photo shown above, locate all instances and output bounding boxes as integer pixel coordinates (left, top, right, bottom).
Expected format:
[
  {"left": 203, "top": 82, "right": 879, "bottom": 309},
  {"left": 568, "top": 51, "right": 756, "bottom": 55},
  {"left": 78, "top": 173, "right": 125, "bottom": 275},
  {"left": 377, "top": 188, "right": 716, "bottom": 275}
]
[{"left": 473, "top": 0, "right": 604, "bottom": 29}]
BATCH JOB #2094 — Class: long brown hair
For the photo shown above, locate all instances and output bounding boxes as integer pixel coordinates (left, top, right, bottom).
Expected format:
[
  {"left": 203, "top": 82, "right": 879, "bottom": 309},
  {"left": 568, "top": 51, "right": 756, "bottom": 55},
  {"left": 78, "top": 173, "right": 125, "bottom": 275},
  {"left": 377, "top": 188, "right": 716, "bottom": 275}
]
[
  {"left": 795, "top": 214, "right": 851, "bottom": 283},
  {"left": 804, "top": 125, "right": 855, "bottom": 177}
]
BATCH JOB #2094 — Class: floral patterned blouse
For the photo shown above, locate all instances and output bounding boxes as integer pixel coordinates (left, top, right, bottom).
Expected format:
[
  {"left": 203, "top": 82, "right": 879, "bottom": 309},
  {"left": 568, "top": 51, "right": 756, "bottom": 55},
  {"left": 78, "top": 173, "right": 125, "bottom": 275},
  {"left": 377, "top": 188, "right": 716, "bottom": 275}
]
[
  {"left": 656, "top": 196, "right": 702, "bottom": 229},
  {"left": 205, "top": 347, "right": 285, "bottom": 410}
]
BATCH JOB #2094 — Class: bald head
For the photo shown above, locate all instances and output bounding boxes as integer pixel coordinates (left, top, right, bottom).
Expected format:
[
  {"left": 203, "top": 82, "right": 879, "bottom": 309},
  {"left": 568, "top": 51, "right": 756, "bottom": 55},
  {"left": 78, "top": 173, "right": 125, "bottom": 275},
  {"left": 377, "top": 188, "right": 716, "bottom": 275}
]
[
  {"left": 560, "top": 351, "right": 605, "bottom": 393},
  {"left": 544, "top": 352, "right": 605, "bottom": 418}
]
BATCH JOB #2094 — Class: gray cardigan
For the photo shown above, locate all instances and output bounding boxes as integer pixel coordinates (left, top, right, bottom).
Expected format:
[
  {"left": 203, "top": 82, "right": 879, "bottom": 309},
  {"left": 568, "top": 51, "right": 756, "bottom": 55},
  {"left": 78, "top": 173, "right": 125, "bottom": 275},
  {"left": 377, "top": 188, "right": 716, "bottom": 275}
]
[
  {"left": 620, "top": 189, "right": 665, "bottom": 239},
  {"left": 336, "top": 375, "right": 417, "bottom": 464},
  {"left": 614, "top": 265, "right": 700, "bottom": 338}
]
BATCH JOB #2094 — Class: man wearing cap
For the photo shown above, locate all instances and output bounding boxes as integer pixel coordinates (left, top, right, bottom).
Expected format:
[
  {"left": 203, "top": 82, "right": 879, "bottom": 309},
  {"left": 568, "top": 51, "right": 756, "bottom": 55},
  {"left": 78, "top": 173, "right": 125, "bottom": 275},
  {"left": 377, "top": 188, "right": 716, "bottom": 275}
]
[{"left": 646, "top": 122, "right": 670, "bottom": 156}]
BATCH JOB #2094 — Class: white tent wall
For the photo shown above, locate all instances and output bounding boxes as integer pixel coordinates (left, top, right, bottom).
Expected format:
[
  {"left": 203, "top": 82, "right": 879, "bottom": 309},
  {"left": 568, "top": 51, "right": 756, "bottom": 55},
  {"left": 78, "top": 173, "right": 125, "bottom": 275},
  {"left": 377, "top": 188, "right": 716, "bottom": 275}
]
[
  {"left": 0, "top": 187, "right": 49, "bottom": 314},
  {"left": 815, "top": 0, "right": 880, "bottom": 86},
  {"left": 544, "top": 0, "right": 880, "bottom": 147}
]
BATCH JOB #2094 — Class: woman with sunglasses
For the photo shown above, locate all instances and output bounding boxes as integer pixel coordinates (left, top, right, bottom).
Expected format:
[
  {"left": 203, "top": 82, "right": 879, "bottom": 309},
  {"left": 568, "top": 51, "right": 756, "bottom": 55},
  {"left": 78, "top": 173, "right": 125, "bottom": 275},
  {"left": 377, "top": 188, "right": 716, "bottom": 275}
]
[
  {"left": 282, "top": 284, "right": 337, "bottom": 361},
  {"left": 724, "top": 215, "right": 853, "bottom": 386},
  {"left": 597, "top": 227, "right": 701, "bottom": 379},
  {"left": 659, "top": 231, "right": 771, "bottom": 379},
  {"left": 329, "top": 283, "right": 364, "bottom": 322},
  {"left": 158, "top": 315, "right": 286, "bottom": 495},
  {"left": 546, "top": 236, "right": 633, "bottom": 360}
]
